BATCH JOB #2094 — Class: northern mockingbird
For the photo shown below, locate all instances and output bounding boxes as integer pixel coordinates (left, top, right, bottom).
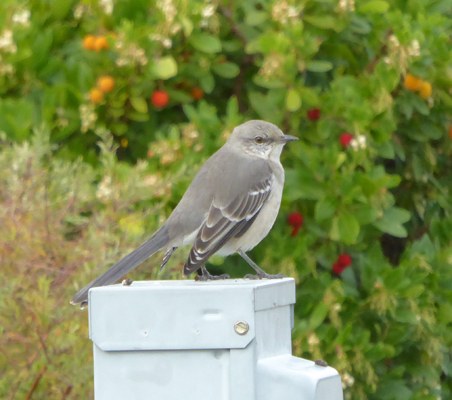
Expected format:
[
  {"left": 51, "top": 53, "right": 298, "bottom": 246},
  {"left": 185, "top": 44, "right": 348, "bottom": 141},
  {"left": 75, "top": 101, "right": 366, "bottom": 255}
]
[{"left": 71, "top": 120, "right": 298, "bottom": 305}]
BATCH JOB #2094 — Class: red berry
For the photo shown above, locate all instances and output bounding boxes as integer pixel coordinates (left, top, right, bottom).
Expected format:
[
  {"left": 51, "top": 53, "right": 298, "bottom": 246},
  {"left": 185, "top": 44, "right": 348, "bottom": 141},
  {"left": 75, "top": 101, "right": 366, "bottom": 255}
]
[
  {"left": 288, "top": 212, "right": 303, "bottom": 237},
  {"left": 288, "top": 212, "right": 303, "bottom": 227},
  {"left": 333, "top": 263, "right": 345, "bottom": 275},
  {"left": 337, "top": 253, "right": 352, "bottom": 267},
  {"left": 340, "top": 133, "right": 354, "bottom": 148},
  {"left": 151, "top": 90, "right": 169, "bottom": 108},
  {"left": 307, "top": 108, "right": 320, "bottom": 121},
  {"left": 191, "top": 87, "right": 204, "bottom": 100}
]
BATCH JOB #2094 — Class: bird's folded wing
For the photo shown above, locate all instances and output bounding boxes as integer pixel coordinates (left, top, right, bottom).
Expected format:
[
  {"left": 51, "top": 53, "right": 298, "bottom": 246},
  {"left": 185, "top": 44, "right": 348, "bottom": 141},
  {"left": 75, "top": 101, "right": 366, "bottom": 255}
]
[{"left": 183, "top": 176, "right": 273, "bottom": 275}]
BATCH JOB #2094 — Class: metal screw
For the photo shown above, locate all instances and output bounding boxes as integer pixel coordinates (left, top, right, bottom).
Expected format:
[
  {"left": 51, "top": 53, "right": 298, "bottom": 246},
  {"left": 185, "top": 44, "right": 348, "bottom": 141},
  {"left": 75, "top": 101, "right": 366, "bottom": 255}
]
[{"left": 234, "top": 321, "right": 249, "bottom": 335}]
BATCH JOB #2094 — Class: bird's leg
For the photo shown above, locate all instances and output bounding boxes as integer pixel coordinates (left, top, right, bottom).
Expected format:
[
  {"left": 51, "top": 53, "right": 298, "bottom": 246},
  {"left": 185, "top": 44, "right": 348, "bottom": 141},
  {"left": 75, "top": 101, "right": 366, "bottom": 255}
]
[
  {"left": 160, "top": 247, "right": 177, "bottom": 272},
  {"left": 195, "top": 265, "right": 230, "bottom": 281},
  {"left": 238, "top": 250, "right": 284, "bottom": 279}
]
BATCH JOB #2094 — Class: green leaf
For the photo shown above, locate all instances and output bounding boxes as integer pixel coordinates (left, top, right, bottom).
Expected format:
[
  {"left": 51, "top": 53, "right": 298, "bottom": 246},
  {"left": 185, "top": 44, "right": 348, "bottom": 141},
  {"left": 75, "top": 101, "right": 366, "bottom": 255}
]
[
  {"left": 151, "top": 56, "right": 178, "bottom": 80},
  {"left": 437, "top": 303, "right": 452, "bottom": 324},
  {"left": 365, "top": 343, "right": 395, "bottom": 361},
  {"left": 248, "top": 91, "right": 284, "bottom": 126},
  {"left": 286, "top": 89, "right": 302, "bottom": 112},
  {"left": 180, "top": 16, "right": 193, "bottom": 36},
  {"left": 329, "top": 216, "right": 340, "bottom": 241},
  {"left": 359, "top": 1, "right": 390, "bottom": 13},
  {"left": 315, "top": 198, "right": 337, "bottom": 222},
  {"left": 401, "top": 284, "right": 424, "bottom": 298},
  {"left": 337, "top": 211, "right": 360, "bottom": 244},
  {"left": 189, "top": 32, "right": 222, "bottom": 53},
  {"left": 253, "top": 75, "right": 286, "bottom": 89},
  {"left": 394, "top": 309, "right": 419, "bottom": 324},
  {"left": 200, "top": 73, "right": 215, "bottom": 93},
  {"left": 226, "top": 96, "right": 239, "bottom": 120},
  {"left": 305, "top": 61, "right": 333, "bottom": 73},
  {"left": 212, "top": 62, "right": 240, "bottom": 79},
  {"left": 130, "top": 97, "right": 148, "bottom": 114},
  {"left": 245, "top": 10, "right": 267, "bottom": 26},
  {"left": 309, "top": 302, "right": 329, "bottom": 330},
  {"left": 128, "top": 111, "right": 149, "bottom": 122},
  {"left": 376, "top": 381, "right": 412, "bottom": 400},
  {"left": 352, "top": 205, "right": 380, "bottom": 224},
  {"left": 372, "top": 207, "right": 411, "bottom": 237},
  {"left": 304, "top": 15, "right": 343, "bottom": 31}
]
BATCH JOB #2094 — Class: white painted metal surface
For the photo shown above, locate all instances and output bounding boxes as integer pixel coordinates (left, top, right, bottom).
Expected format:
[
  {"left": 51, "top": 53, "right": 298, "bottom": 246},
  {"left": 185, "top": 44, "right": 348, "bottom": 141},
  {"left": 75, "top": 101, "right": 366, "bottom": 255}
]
[{"left": 89, "top": 278, "right": 343, "bottom": 400}]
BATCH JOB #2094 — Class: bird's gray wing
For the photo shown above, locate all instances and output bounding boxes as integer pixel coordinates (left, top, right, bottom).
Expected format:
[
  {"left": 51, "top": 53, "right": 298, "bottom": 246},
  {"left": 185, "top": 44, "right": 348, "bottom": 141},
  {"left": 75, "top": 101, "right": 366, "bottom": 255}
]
[{"left": 183, "top": 176, "right": 273, "bottom": 276}]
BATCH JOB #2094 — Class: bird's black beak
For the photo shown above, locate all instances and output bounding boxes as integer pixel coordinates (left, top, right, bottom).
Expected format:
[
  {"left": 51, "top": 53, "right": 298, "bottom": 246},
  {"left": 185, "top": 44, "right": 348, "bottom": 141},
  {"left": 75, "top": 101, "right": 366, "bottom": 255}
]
[{"left": 277, "top": 135, "right": 299, "bottom": 144}]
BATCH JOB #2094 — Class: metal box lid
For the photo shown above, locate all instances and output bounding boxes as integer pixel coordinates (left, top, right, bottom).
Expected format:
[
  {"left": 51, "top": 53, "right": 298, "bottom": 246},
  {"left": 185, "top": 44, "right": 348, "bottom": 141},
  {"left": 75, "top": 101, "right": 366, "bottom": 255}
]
[{"left": 89, "top": 278, "right": 295, "bottom": 351}]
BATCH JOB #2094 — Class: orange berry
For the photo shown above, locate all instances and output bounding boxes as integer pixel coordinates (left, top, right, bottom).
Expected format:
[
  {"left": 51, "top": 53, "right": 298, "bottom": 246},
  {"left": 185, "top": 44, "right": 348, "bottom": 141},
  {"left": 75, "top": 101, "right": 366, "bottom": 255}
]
[
  {"left": 121, "top": 138, "right": 128, "bottom": 148},
  {"left": 449, "top": 125, "right": 452, "bottom": 140},
  {"left": 82, "top": 35, "right": 96, "bottom": 50},
  {"left": 94, "top": 36, "right": 109, "bottom": 52},
  {"left": 191, "top": 87, "right": 204, "bottom": 100},
  {"left": 151, "top": 90, "right": 169, "bottom": 108},
  {"left": 90, "top": 88, "right": 104, "bottom": 103},
  {"left": 404, "top": 74, "right": 423, "bottom": 91},
  {"left": 420, "top": 81, "right": 432, "bottom": 99},
  {"left": 97, "top": 76, "right": 115, "bottom": 93}
]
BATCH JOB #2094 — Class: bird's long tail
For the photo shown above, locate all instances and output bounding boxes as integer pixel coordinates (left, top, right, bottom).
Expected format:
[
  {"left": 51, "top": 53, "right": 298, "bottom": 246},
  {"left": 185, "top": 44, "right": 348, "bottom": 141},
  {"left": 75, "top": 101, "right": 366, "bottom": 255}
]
[{"left": 70, "top": 226, "right": 169, "bottom": 305}]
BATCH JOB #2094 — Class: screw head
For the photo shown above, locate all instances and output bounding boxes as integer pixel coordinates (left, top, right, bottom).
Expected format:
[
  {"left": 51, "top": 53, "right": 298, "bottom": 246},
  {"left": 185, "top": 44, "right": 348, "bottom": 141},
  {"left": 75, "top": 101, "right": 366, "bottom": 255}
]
[{"left": 234, "top": 321, "right": 249, "bottom": 335}]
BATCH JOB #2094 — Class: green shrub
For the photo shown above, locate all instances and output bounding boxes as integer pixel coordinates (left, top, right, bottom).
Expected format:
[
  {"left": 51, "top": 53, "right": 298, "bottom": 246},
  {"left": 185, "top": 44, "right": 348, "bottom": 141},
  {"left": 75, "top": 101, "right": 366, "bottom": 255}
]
[{"left": 1, "top": 0, "right": 452, "bottom": 399}]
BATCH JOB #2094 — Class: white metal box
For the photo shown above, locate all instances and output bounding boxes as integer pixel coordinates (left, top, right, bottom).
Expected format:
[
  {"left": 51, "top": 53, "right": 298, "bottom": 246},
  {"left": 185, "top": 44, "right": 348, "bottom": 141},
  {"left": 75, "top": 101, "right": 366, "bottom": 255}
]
[{"left": 89, "top": 278, "right": 343, "bottom": 400}]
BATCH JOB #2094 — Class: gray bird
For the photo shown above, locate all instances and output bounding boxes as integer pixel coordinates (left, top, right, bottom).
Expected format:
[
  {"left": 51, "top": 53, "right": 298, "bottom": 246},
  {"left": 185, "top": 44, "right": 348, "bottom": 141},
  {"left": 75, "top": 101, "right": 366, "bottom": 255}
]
[{"left": 71, "top": 120, "right": 298, "bottom": 305}]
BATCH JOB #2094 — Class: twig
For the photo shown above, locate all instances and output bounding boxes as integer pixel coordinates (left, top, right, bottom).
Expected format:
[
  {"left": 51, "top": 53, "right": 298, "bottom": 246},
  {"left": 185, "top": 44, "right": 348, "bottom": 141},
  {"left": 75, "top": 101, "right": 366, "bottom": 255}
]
[
  {"left": 25, "top": 366, "right": 47, "bottom": 400},
  {"left": 62, "top": 385, "right": 73, "bottom": 400}
]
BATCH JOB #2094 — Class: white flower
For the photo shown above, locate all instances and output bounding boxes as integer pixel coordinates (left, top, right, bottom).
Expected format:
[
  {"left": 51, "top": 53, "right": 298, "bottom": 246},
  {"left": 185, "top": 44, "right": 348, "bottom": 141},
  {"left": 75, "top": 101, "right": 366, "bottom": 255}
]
[
  {"left": 342, "top": 373, "right": 355, "bottom": 389},
  {"left": 73, "top": 3, "right": 86, "bottom": 19},
  {"left": 170, "top": 23, "right": 181, "bottom": 35},
  {"left": 0, "top": 55, "right": 14, "bottom": 76},
  {"left": 357, "top": 135, "right": 367, "bottom": 149},
  {"left": 272, "top": 0, "right": 301, "bottom": 24},
  {"left": 99, "top": 0, "right": 114, "bottom": 15},
  {"left": 0, "top": 30, "right": 17, "bottom": 54},
  {"left": 202, "top": 4, "right": 215, "bottom": 18},
  {"left": 162, "top": 38, "right": 172, "bottom": 49},
  {"left": 12, "top": 9, "right": 31, "bottom": 26},
  {"left": 287, "top": 6, "right": 298, "bottom": 18},
  {"left": 307, "top": 332, "right": 319, "bottom": 346},
  {"left": 79, "top": 104, "right": 97, "bottom": 133},
  {"left": 157, "top": 0, "right": 177, "bottom": 23},
  {"left": 96, "top": 176, "right": 112, "bottom": 200},
  {"left": 150, "top": 33, "right": 172, "bottom": 49},
  {"left": 350, "top": 138, "right": 359, "bottom": 151},
  {"left": 389, "top": 35, "right": 400, "bottom": 48},
  {"left": 333, "top": 303, "right": 342, "bottom": 311},
  {"left": 116, "top": 58, "right": 128, "bottom": 67},
  {"left": 339, "top": 0, "right": 355, "bottom": 11},
  {"left": 407, "top": 39, "right": 420, "bottom": 57},
  {"left": 142, "top": 175, "right": 158, "bottom": 187}
]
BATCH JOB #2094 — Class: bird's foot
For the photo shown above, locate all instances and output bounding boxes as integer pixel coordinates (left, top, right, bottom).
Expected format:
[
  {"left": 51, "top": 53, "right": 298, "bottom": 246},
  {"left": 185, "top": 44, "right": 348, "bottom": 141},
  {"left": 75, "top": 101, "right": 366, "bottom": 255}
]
[
  {"left": 195, "top": 273, "right": 230, "bottom": 281},
  {"left": 195, "top": 266, "right": 230, "bottom": 281},
  {"left": 244, "top": 272, "right": 285, "bottom": 280}
]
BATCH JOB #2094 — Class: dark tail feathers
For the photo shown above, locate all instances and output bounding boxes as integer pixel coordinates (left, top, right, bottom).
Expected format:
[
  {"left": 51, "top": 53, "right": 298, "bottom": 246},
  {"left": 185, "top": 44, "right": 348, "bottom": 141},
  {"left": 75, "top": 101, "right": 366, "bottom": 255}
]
[{"left": 70, "top": 227, "right": 169, "bottom": 305}]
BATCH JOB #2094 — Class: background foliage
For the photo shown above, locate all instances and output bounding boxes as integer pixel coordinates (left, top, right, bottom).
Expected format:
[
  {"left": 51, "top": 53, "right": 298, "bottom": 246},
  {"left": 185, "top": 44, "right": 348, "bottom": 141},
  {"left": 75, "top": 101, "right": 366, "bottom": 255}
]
[{"left": 1, "top": 0, "right": 452, "bottom": 399}]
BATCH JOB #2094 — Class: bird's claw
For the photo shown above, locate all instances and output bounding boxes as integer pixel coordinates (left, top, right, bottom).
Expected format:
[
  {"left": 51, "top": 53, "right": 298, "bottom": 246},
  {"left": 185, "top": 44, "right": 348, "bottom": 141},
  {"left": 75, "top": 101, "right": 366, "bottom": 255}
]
[{"left": 195, "top": 273, "right": 230, "bottom": 282}]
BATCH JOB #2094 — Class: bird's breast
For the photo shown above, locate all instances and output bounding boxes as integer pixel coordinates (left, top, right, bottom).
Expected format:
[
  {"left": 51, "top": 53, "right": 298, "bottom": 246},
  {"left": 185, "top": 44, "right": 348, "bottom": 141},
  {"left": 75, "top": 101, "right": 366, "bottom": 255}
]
[{"left": 217, "top": 167, "right": 284, "bottom": 256}]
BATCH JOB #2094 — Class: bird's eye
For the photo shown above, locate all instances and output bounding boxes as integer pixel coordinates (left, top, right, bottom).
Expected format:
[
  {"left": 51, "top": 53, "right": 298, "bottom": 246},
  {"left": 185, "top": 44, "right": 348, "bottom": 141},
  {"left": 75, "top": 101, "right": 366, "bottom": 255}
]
[{"left": 255, "top": 136, "right": 264, "bottom": 144}]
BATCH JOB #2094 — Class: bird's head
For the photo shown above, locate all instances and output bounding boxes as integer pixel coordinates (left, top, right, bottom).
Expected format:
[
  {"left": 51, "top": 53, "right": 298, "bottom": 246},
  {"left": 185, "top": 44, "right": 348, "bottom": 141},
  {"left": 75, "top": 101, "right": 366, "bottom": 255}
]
[{"left": 226, "top": 120, "right": 298, "bottom": 161}]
